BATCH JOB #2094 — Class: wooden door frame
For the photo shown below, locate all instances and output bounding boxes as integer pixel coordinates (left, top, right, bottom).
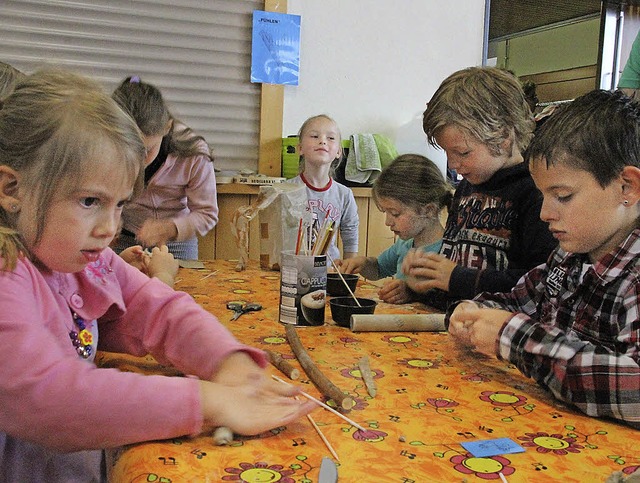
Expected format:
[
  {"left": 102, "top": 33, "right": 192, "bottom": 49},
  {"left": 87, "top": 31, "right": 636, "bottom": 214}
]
[{"left": 258, "top": 0, "right": 288, "bottom": 176}]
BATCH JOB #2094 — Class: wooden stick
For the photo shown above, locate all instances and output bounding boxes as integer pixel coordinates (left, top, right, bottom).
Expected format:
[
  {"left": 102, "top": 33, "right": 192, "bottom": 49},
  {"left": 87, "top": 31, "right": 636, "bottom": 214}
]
[
  {"left": 307, "top": 413, "right": 340, "bottom": 461},
  {"left": 273, "top": 375, "right": 365, "bottom": 431},
  {"left": 326, "top": 253, "right": 361, "bottom": 307},
  {"left": 295, "top": 218, "right": 303, "bottom": 255},
  {"left": 318, "top": 227, "right": 334, "bottom": 256},
  {"left": 357, "top": 356, "right": 377, "bottom": 397},
  {"left": 265, "top": 349, "right": 300, "bottom": 380},
  {"left": 285, "top": 325, "right": 355, "bottom": 410},
  {"left": 294, "top": 395, "right": 340, "bottom": 461},
  {"left": 312, "top": 219, "right": 329, "bottom": 255},
  {"left": 199, "top": 270, "right": 219, "bottom": 281}
]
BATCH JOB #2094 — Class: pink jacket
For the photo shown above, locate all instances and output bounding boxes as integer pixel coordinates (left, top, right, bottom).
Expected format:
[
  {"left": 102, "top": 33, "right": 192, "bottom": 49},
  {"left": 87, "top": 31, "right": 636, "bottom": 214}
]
[
  {"left": 122, "top": 141, "right": 218, "bottom": 241},
  {"left": 0, "top": 249, "right": 265, "bottom": 454}
]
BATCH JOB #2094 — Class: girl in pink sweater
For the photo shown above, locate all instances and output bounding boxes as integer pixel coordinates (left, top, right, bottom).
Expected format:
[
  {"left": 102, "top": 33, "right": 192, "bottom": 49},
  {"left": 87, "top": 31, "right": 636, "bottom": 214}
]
[
  {"left": 0, "top": 69, "right": 314, "bottom": 482},
  {"left": 110, "top": 76, "right": 218, "bottom": 260}
]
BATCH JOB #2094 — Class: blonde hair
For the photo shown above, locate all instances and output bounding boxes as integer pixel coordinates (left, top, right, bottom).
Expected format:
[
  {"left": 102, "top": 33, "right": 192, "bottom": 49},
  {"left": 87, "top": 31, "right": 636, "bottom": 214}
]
[
  {"left": 297, "top": 114, "right": 343, "bottom": 175},
  {"left": 0, "top": 69, "right": 145, "bottom": 269},
  {"left": 423, "top": 66, "right": 535, "bottom": 156}
]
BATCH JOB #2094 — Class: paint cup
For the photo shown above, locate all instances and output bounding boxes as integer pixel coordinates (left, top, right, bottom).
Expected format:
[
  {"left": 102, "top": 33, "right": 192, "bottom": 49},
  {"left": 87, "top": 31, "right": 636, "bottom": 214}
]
[{"left": 279, "top": 250, "right": 327, "bottom": 326}]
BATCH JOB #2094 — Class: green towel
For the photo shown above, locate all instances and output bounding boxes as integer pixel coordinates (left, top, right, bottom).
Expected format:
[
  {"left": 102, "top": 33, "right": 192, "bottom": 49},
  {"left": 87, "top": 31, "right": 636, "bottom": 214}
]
[
  {"left": 374, "top": 134, "right": 399, "bottom": 169},
  {"left": 345, "top": 134, "right": 398, "bottom": 184},
  {"left": 345, "top": 134, "right": 380, "bottom": 184}
]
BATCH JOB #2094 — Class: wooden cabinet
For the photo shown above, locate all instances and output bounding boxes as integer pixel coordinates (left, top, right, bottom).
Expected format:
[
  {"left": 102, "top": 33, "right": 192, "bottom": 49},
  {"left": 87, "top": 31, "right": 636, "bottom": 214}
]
[
  {"left": 348, "top": 188, "right": 395, "bottom": 258},
  {"left": 198, "top": 184, "right": 395, "bottom": 260}
]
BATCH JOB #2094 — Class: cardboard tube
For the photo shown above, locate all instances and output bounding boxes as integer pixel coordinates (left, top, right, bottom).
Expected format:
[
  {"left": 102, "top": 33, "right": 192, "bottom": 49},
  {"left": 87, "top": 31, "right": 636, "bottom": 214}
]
[{"left": 350, "top": 313, "right": 446, "bottom": 332}]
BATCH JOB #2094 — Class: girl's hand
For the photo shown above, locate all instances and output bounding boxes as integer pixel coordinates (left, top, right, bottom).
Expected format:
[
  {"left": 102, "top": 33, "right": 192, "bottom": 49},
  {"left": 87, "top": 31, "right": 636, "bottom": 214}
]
[
  {"left": 449, "top": 302, "right": 512, "bottom": 357},
  {"left": 338, "top": 256, "right": 366, "bottom": 274},
  {"left": 210, "top": 352, "right": 266, "bottom": 386},
  {"left": 402, "top": 251, "right": 457, "bottom": 293},
  {"left": 198, "top": 378, "right": 316, "bottom": 436},
  {"left": 211, "top": 352, "right": 310, "bottom": 403},
  {"left": 137, "top": 219, "right": 178, "bottom": 247},
  {"left": 378, "top": 279, "right": 411, "bottom": 304},
  {"left": 119, "top": 245, "right": 150, "bottom": 273},
  {"left": 145, "top": 245, "right": 179, "bottom": 286},
  {"left": 200, "top": 352, "right": 317, "bottom": 435}
]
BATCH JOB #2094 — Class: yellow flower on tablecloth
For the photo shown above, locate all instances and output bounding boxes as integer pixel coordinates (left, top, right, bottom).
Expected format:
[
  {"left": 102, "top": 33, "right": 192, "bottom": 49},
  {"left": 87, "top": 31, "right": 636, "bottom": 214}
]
[
  {"left": 479, "top": 390, "right": 527, "bottom": 407},
  {"left": 518, "top": 432, "right": 584, "bottom": 455},
  {"left": 222, "top": 461, "right": 296, "bottom": 482},
  {"left": 450, "top": 453, "right": 516, "bottom": 480},
  {"left": 398, "top": 357, "right": 441, "bottom": 369}
]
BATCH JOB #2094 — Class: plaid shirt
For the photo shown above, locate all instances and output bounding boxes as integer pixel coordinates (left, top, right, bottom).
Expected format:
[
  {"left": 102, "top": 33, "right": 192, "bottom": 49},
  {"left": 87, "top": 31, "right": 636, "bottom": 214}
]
[{"left": 475, "top": 228, "right": 640, "bottom": 429}]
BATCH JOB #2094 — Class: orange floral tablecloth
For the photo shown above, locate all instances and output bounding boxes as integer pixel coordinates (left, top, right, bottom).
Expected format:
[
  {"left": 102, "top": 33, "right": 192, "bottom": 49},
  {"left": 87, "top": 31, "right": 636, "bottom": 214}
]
[{"left": 98, "top": 260, "right": 639, "bottom": 483}]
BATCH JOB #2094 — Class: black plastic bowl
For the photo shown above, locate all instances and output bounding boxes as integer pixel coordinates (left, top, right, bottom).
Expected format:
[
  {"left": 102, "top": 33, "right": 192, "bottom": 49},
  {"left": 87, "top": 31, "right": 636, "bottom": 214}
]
[
  {"left": 329, "top": 297, "right": 377, "bottom": 327},
  {"left": 326, "top": 273, "right": 359, "bottom": 297}
]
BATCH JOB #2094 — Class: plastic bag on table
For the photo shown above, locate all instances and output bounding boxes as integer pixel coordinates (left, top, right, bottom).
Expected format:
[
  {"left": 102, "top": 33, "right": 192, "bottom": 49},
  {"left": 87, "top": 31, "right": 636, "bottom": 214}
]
[{"left": 231, "top": 183, "right": 309, "bottom": 271}]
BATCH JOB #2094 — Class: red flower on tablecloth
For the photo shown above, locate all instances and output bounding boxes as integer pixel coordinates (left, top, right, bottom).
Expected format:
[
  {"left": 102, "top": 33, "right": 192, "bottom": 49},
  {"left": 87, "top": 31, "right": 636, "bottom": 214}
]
[
  {"left": 346, "top": 396, "right": 369, "bottom": 411},
  {"left": 623, "top": 465, "right": 640, "bottom": 475},
  {"left": 339, "top": 336, "right": 360, "bottom": 344},
  {"left": 398, "top": 357, "right": 441, "bottom": 370},
  {"left": 518, "top": 432, "right": 584, "bottom": 455},
  {"left": 353, "top": 428, "right": 387, "bottom": 442},
  {"left": 427, "top": 397, "right": 459, "bottom": 409},
  {"left": 479, "top": 391, "right": 527, "bottom": 407},
  {"left": 450, "top": 453, "right": 516, "bottom": 480},
  {"left": 461, "top": 373, "right": 491, "bottom": 383},
  {"left": 222, "top": 461, "right": 295, "bottom": 482}
]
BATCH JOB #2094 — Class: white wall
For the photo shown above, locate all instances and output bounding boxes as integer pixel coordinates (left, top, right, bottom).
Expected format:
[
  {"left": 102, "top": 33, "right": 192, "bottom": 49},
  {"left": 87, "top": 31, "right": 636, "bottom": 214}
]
[{"left": 282, "top": 0, "right": 485, "bottom": 173}]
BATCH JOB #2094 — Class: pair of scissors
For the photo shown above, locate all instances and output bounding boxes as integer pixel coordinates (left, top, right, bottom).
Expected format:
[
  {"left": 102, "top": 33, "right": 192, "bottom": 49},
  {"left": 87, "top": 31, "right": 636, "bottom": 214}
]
[{"left": 227, "top": 302, "right": 263, "bottom": 321}]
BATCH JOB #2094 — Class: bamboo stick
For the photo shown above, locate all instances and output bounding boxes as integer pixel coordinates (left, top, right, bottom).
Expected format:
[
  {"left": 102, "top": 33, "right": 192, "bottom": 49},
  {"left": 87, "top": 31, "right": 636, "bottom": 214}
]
[{"left": 274, "top": 375, "right": 365, "bottom": 431}]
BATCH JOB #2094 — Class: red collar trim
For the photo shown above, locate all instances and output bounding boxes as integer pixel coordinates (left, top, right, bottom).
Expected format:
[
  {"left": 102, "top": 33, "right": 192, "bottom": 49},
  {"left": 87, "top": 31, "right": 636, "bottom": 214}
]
[{"left": 300, "top": 173, "right": 332, "bottom": 192}]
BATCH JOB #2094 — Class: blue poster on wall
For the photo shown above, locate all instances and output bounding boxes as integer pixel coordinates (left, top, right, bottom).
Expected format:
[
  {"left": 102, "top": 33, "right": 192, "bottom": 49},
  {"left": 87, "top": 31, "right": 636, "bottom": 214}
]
[{"left": 251, "top": 10, "right": 301, "bottom": 86}]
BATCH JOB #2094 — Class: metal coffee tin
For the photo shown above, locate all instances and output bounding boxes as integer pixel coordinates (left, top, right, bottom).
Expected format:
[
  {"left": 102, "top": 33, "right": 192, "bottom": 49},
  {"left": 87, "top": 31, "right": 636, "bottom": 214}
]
[{"left": 279, "top": 250, "right": 327, "bottom": 326}]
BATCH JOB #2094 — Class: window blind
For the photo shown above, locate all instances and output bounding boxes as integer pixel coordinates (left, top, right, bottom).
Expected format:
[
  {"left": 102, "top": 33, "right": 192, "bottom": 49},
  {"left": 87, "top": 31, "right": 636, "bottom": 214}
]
[{"left": 0, "top": 0, "right": 263, "bottom": 172}]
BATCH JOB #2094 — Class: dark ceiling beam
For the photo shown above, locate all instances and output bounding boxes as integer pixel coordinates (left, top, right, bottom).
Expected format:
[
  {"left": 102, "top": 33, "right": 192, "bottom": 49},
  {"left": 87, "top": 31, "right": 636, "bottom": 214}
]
[{"left": 489, "top": 0, "right": 602, "bottom": 40}]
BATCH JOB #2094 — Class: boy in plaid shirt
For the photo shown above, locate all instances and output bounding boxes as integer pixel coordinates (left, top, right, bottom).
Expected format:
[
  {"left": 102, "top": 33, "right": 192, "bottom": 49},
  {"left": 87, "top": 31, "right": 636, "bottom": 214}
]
[{"left": 448, "top": 89, "right": 640, "bottom": 429}]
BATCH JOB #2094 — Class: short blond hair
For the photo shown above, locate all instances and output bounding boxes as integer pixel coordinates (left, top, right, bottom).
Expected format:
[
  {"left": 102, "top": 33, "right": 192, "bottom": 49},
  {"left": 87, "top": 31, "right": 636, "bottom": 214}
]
[{"left": 423, "top": 67, "right": 535, "bottom": 156}]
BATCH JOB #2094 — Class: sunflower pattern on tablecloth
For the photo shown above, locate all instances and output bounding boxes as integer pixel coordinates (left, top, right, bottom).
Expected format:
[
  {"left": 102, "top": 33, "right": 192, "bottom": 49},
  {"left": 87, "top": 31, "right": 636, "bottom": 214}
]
[{"left": 102, "top": 261, "right": 640, "bottom": 483}]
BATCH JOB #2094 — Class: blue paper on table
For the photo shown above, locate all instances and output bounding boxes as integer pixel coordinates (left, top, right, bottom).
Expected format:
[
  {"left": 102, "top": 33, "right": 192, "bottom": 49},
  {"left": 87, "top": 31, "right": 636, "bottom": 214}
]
[
  {"left": 460, "top": 438, "right": 525, "bottom": 458},
  {"left": 251, "top": 10, "right": 301, "bottom": 85}
]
